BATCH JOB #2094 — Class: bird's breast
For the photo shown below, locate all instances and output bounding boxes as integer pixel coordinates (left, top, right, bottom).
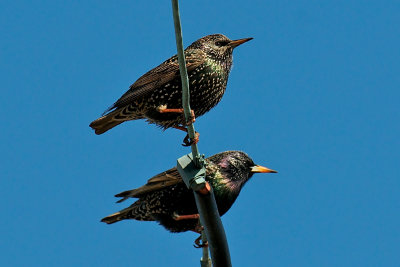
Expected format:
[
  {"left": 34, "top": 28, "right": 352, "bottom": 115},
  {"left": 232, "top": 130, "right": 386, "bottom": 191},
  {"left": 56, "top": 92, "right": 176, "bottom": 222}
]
[{"left": 188, "top": 63, "right": 230, "bottom": 116}]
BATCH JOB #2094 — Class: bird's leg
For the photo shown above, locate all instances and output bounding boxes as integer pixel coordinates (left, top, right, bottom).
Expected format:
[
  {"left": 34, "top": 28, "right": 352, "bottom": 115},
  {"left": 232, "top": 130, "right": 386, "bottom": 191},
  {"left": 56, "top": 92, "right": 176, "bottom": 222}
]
[
  {"left": 173, "top": 214, "right": 208, "bottom": 247},
  {"left": 173, "top": 213, "right": 200, "bottom": 221},
  {"left": 172, "top": 126, "right": 200, "bottom": 147},
  {"left": 157, "top": 105, "right": 196, "bottom": 125}
]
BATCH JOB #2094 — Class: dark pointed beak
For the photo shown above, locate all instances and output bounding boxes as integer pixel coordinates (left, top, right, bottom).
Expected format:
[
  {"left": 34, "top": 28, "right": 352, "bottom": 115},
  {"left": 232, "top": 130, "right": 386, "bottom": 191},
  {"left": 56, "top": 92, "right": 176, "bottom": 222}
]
[
  {"left": 229, "top": 37, "right": 253, "bottom": 48},
  {"left": 251, "top": 165, "right": 277, "bottom": 173}
]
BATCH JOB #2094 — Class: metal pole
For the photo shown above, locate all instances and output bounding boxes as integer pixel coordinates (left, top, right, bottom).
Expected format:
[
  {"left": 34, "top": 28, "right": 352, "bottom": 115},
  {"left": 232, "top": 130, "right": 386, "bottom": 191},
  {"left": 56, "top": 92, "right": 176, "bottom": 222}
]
[
  {"left": 200, "top": 229, "right": 212, "bottom": 267},
  {"left": 171, "top": 1, "right": 232, "bottom": 266},
  {"left": 170, "top": 0, "right": 202, "bottom": 167}
]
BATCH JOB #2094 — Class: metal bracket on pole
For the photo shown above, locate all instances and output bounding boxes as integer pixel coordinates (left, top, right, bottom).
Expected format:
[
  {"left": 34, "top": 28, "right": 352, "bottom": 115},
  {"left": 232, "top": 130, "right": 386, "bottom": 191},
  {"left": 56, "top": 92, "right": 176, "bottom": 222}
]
[{"left": 177, "top": 153, "right": 206, "bottom": 191}]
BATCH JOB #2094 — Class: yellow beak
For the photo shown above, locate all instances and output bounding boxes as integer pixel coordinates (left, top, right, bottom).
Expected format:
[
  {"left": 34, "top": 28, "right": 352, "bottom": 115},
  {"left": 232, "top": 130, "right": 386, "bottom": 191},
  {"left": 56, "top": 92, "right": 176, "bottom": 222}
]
[{"left": 251, "top": 165, "right": 277, "bottom": 173}]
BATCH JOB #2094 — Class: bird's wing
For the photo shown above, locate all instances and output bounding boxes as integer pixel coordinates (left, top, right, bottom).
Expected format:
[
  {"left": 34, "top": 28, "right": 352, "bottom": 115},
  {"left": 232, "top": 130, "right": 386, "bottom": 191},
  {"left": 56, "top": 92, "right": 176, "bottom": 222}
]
[
  {"left": 104, "top": 49, "right": 206, "bottom": 114},
  {"left": 115, "top": 167, "right": 183, "bottom": 203}
]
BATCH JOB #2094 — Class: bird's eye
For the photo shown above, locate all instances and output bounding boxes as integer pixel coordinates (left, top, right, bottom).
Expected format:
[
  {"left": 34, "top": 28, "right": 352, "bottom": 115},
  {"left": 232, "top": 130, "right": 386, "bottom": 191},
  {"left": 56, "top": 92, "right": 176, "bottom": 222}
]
[{"left": 215, "top": 40, "right": 229, "bottom": 46}]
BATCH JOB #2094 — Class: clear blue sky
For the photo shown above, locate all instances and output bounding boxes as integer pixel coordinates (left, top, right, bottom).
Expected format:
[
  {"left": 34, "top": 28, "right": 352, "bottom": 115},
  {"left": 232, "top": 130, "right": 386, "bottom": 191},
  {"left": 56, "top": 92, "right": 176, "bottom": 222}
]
[{"left": 1, "top": 1, "right": 399, "bottom": 266}]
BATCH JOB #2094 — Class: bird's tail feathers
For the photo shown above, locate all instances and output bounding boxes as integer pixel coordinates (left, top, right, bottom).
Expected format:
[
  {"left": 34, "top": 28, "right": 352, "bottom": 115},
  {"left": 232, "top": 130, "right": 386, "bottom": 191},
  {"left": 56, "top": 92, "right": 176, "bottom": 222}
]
[
  {"left": 101, "top": 210, "right": 127, "bottom": 224},
  {"left": 115, "top": 189, "right": 136, "bottom": 203},
  {"left": 89, "top": 106, "right": 143, "bottom": 135},
  {"left": 101, "top": 201, "right": 153, "bottom": 224}
]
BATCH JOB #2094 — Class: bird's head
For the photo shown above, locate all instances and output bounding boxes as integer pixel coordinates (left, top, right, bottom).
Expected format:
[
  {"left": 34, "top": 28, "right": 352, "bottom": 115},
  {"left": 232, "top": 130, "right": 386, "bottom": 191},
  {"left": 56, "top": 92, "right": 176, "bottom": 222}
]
[
  {"left": 188, "top": 34, "right": 253, "bottom": 61},
  {"left": 209, "top": 151, "right": 276, "bottom": 191}
]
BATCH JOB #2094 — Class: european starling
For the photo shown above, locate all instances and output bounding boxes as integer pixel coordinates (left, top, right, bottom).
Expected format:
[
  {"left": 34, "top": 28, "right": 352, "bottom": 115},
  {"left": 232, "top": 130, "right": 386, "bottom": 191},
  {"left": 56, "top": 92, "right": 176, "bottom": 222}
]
[
  {"left": 101, "top": 151, "right": 276, "bottom": 235},
  {"left": 89, "top": 34, "right": 252, "bottom": 141}
]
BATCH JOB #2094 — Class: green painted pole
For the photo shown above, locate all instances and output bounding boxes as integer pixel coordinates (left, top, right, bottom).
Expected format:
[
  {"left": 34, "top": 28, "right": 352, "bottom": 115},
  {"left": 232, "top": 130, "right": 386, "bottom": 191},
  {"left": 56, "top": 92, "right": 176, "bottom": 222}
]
[
  {"left": 171, "top": 1, "right": 232, "bottom": 267},
  {"left": 170, "top": 0, "right": 201, "bottom": 167},
  {"left": 200, "top": 230, "right": 212, "bottom": 267}
]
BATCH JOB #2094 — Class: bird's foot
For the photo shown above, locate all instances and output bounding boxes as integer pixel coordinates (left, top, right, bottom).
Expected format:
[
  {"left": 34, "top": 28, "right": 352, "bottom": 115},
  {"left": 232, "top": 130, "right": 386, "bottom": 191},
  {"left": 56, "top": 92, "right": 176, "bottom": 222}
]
[
  {"left": 186, "top": 110, "right": 196, "bottom": 125},
  {"left": 194, "top": 235, "right": 208, "bottom": 248},
  {"left": 173, "top": 213, "right": 200, "bottom": 221},
  {"left": 182, "top": 132, "right": 200, "bottom": 147},
  {"left": 171, "top": 125, "right": 200, "bottom": 146}
]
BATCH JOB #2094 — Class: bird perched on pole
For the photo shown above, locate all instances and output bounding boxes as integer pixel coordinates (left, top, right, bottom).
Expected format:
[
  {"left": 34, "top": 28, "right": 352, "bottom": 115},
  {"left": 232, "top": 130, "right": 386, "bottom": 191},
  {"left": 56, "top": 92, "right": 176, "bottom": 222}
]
[
  {"left": 89, "top": 34, "right": 252, "bottom": 145},
  {"left": 101, "top": 151, "right": 276, "bottom": 246}
]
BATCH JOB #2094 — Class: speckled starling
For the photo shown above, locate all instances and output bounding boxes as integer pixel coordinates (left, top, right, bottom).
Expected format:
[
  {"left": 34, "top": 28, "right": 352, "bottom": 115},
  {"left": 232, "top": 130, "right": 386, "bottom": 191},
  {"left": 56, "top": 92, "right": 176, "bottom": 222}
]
[
  {"left": 101, "top": 151, "right": 276, "bottom": 234},
  {"left": 89, "top": 34, "right": 252, "bottom": 136}
]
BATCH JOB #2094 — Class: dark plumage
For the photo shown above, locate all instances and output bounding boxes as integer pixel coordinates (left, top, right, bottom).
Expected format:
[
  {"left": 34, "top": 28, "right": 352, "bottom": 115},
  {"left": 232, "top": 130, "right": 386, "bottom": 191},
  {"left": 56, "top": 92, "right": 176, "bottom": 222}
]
[
  {"left": 90, "top": 34, "right": 252, "bottom": 134},
  {"left": 101, "top": 151, "right": 276, "bottom": 233}
]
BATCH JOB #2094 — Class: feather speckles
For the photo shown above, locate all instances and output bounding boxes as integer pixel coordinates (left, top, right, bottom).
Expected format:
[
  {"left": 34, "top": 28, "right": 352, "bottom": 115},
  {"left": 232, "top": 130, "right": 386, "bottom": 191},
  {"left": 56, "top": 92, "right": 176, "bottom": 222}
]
[
  {"left": 90, "top": 34, "right": 251, "bottom": 134},
  {"left": 101, "top": 151, "right": 269, "bottom": 233}
]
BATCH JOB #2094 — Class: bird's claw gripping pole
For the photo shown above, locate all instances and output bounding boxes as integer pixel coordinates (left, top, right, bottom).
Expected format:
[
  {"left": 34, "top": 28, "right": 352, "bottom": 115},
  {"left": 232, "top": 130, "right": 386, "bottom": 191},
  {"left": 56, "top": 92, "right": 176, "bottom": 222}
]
[{"left": 171, "top": 1, "right": 232, "bottom": 267}]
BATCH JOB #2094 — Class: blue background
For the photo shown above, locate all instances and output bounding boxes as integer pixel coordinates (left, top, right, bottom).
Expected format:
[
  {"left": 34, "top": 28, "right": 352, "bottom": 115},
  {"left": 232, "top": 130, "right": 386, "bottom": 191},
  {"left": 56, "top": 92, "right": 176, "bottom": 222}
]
[{"left": 1, "top": 1, "right": 399, "bottom": 266}]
